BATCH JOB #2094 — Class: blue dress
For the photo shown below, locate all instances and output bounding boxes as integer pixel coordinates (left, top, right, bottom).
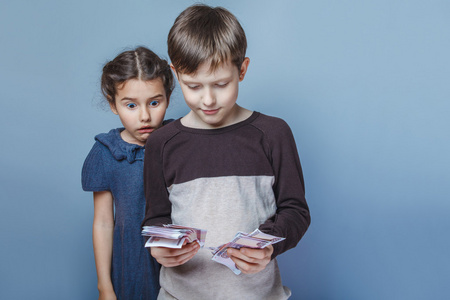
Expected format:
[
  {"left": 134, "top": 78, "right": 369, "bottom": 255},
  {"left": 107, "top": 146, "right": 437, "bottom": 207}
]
[{"left": 82, "top": 128, "right": 160, "bottom": 300}]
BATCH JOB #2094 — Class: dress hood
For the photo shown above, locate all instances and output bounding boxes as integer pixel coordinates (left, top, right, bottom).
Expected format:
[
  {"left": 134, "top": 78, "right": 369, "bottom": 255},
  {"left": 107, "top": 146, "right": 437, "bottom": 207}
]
[{"left": 95, "top": 128, "right": 144, "bottom": 163}]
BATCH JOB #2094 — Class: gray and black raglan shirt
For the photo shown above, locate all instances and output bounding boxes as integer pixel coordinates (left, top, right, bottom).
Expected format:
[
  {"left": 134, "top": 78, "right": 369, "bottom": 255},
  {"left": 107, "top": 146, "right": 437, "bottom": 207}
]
[{"left": 143, "top": 112, "right": 310, "bottom": 300}]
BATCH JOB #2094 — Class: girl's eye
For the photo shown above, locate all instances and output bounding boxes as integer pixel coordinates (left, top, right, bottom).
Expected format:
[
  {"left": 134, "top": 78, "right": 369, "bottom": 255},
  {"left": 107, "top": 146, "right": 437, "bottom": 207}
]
[
  {"left": 150, "top": 100, "right": 159, "bottom": 107},
  {"left": 126, "top": 103, "right": 137, "bottom": 109},
  {"left": 188, "top": 85, "right": 200, "bottom": 90}
]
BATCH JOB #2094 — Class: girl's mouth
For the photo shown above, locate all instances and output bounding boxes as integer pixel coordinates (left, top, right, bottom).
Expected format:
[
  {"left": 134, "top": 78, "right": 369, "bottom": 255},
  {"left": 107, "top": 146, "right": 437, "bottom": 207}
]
[{"left": 138, "top": 126, "right": 154, "bottom": 134}]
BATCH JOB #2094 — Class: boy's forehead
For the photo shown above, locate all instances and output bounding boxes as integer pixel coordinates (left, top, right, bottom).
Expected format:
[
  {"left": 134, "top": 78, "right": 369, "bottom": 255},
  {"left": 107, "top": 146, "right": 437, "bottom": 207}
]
[{"left": 178, "top": 60, "right": 238, "bottom": 79}]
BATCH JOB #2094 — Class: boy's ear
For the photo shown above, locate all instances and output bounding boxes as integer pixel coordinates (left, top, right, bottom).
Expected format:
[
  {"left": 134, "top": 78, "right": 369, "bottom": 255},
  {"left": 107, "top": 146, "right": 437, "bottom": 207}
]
[
  {"left": 239, "top": 57, "right": 250, "bottom": 82},
  {"left": 170, "top": 64, "right": 179, "bottom": 80},
  {"left": 109, "top": 100, "right": 118, "bottom": 115}
]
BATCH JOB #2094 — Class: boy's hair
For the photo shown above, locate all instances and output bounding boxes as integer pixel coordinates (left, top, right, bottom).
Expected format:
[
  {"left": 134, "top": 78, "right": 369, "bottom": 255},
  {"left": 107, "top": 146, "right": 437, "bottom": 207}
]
[
  {"left": 168, "top": 4, "right": 247, "bottom": 74},
  {"left": 101, "top": 46, "right": 174, "bottom": 104}
]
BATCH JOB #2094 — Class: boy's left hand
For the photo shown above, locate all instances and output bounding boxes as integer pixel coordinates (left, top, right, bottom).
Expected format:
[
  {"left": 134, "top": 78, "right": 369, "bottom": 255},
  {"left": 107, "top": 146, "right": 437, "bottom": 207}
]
[{"left": 227, "top": 245, "right": 273, "bottom": 274}]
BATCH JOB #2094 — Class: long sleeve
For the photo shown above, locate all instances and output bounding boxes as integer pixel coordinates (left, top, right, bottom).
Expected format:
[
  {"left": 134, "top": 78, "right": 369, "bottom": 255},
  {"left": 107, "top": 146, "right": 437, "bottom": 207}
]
[
  {"left": 142, "top": 133, "right": 173, "bottom": 228},
  {"left": 256, "top": 118, "right": 311, "bottom": 258}
]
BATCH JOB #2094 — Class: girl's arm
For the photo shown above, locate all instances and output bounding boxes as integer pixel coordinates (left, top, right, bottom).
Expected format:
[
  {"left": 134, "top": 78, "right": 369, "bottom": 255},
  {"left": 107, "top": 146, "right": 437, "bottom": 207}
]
[{"left": 92, "top": 191, "right": 117, "bottom": 300}]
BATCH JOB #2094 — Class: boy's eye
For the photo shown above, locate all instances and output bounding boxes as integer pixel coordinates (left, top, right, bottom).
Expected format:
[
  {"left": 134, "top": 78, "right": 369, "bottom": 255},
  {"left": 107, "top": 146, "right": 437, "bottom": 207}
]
[
  {"left": 126, "top": 103, "right": 137, "bottom": 109},
  {"left": 216, "top": 82, "right": 228, "bottom": 88},
  {"left": 150, "top": 100, "right": 159, "bottom": 107}
]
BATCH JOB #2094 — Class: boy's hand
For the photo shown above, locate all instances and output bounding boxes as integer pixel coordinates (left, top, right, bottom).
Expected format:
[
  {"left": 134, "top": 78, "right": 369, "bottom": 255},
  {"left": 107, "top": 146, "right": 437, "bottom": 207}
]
[
  {"left": 227, "top": 245, "right": 273, "bottom": 274},
  {"left": 150, "top": 240, "right": 200, "bottom": 267}
]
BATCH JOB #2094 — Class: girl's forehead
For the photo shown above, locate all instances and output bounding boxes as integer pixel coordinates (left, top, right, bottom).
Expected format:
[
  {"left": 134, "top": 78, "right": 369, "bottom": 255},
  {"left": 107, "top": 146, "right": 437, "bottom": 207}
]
[
  {"left": 117, "top": 78, "right": 163, "bottom": 89},
  {"left": 115, "top": 78, "right": 166, "bottom": 99}
]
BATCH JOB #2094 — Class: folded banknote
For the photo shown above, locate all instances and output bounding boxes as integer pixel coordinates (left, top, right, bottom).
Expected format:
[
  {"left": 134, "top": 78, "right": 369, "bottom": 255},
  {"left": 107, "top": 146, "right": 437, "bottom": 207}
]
[{"left": 142, "top": 224, "right": 207, "bottom": 248}]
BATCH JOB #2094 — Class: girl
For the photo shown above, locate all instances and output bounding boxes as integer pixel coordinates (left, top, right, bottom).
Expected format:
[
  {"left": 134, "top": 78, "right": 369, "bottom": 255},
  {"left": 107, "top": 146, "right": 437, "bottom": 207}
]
[{"left": 82, "top": 47, "right": 174, "bottom": 300}]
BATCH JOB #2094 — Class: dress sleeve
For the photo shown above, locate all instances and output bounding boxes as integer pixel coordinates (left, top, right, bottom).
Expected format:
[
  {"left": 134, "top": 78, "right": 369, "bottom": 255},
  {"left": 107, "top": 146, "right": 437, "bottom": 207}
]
[
  {"left": 81, "top": 143, "right": 110, "bottom": 192},
  {"left": 142, "top": 134, "right": 173, "bottom": 228},
  {"left": 258, "top": 118, "right": 311, "bottom": 258}
]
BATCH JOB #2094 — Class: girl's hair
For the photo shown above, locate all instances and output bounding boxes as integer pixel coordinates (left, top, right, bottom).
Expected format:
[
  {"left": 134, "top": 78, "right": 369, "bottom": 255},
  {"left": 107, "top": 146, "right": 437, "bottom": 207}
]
[{"left": 101, "top": 47, "right": 174, "bottom": 104}]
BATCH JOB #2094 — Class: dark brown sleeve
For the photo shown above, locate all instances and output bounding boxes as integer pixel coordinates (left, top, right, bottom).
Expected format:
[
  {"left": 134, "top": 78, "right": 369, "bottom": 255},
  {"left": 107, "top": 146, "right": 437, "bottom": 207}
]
[
  {"left": 142, "top": 132, "right": 173, "bottom": 229},
  {"left": 257, "top": 118, "right": 311, "bottom": 258}
]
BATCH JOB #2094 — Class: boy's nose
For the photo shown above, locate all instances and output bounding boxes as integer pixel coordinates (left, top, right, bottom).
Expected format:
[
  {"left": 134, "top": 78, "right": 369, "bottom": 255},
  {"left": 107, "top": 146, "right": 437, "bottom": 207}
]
[{"left": 202, "top": 89, "right": 216, "bottom": 107}]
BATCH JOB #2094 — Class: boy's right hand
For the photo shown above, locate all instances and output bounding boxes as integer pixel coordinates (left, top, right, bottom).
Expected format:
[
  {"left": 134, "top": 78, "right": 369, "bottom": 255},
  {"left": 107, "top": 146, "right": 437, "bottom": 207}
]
[{"left": 150, "top": 241, "right": 200, "bottom": 267}]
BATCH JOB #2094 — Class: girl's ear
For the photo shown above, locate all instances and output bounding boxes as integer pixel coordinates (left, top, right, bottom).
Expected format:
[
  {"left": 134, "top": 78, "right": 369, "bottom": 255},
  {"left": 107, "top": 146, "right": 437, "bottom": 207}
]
[
  {"left": 109, "top": 100, "right": 118, "bottom": 115},
  {"left": 239, "top": 57, "right": 250, "bottom": 82}
]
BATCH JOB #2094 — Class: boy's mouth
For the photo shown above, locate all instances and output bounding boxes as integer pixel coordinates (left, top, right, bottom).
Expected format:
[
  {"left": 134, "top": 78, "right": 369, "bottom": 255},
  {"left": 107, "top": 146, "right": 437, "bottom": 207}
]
[{"left": 202, "top": 109, "right": 219, "bottom": 115}]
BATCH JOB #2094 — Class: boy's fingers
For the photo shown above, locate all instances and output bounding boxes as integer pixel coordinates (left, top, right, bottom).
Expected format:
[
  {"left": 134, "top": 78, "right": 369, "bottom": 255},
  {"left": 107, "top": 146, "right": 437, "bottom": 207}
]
[
  {"left": 228, "top": 246, "right": 272, "bottom": 261},
  {"left": 158, "top": 241, "right": 199, "bottom": 257},
  {"left": 151, "top": 242, "right": 200, "bottom": 267},
  {"left": 169, "top": 242, "right": 198, "bottom": 256},
  {"left": 227, "top": 248, "right": 257, "bottom": 264},
  {"left": 227, "top": 246, "right": 273, "bottom": 274},
  {"left": 242, "top": 245, "right": 273, "bottom": 259},
  {"left": 229, "top": 255, "right": 262, "bottom": 274},
  {"left": 240, "top": 248, "right": 265, "bottom": 259},
  {"left": 175, "top": 246, "right": 200, "bottom": 265}
]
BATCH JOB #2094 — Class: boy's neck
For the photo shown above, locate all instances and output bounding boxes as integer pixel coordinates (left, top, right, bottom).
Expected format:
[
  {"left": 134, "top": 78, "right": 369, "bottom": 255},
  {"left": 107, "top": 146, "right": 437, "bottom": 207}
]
[{"left": 181, "top": 105, "right": 253, "bottom": 129}]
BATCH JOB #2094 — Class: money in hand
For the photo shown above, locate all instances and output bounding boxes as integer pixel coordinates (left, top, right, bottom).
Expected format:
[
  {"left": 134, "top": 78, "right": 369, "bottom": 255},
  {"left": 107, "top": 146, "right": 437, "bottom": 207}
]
[
  {"left": 210, "top": 229, "right": 285, "bottom": 275},
  {"left": 142, "top": 224, "right": 207, "bottom": 248}
]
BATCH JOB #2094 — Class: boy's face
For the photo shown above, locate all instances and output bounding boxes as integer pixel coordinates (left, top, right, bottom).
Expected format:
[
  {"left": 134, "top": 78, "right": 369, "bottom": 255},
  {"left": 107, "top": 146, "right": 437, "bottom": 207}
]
[{"left": 173, "top": 58, "right": 249, "bottom": 129}]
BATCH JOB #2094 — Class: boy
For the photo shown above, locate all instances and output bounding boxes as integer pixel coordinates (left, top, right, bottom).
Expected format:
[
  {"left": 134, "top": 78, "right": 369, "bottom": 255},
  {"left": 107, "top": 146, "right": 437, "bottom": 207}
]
[{"left": 143, "top": 4, "right": 310, "bottom": 299}]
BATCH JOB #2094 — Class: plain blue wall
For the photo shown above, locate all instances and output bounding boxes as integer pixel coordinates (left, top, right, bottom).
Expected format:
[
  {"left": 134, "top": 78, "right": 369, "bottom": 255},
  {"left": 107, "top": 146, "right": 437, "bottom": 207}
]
[{"left": 1, "top": 0, "right": 449, "bottom": 299}]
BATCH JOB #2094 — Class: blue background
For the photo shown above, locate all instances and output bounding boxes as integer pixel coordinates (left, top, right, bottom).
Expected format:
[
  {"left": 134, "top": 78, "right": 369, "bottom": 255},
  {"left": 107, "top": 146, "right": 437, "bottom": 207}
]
[{"left": 1, "top": 0, "right": 449, "bottom": 299}]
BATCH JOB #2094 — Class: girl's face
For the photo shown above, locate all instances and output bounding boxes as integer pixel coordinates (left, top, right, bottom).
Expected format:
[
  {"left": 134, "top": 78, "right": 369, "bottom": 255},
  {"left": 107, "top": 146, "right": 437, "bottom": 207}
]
[{"left": 110, "top": 78, "right": 169, "bottom": 146}]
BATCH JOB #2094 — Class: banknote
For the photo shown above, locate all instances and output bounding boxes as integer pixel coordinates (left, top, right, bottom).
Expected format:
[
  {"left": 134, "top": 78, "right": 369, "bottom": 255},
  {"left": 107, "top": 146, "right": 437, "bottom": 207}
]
[
  {"left": 210, "top": 229, "right": 285, "bottom": 275},
  {"left": 165, "top": 224, "right": 207, "bottom": 246},
  {"left": 142, "top": 224, "right": 207, "bottom": 248},
  {"left": 145, "top": 236, "right": 186, "bottom": 248},
  {"left": 211, "top": 244, "right": 241, "bottom": 275}
]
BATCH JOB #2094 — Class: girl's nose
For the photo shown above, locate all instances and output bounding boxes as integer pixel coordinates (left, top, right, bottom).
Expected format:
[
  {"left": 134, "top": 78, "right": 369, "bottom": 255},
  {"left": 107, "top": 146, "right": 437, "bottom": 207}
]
[{"left": 140, "top": 108, "right": 151, "bottom": 122}]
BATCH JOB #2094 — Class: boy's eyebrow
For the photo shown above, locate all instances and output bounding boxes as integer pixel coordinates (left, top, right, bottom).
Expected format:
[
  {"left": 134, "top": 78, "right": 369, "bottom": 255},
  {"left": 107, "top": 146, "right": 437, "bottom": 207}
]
[{"left": 180, "top": 76, "right": 234, "bottom": 84}]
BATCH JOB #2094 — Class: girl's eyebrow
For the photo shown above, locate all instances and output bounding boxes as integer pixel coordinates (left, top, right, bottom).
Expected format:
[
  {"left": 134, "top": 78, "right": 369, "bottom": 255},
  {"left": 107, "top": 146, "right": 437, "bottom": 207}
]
[{"left": 119, "top": 94, "right": 165, "bottom": 101}]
